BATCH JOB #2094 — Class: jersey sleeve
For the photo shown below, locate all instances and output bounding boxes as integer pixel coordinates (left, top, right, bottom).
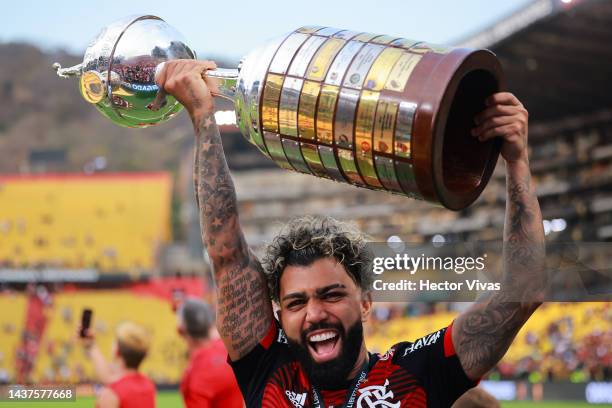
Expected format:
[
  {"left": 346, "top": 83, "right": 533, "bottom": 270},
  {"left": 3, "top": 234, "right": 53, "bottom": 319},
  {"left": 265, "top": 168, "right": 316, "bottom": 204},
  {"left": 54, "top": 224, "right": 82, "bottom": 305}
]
[
  {"left": 227, "top": 319, "right": 287, "bottom": 406},
  {"left": 392, "top": 322, "right": 478, "bottom": 407}
]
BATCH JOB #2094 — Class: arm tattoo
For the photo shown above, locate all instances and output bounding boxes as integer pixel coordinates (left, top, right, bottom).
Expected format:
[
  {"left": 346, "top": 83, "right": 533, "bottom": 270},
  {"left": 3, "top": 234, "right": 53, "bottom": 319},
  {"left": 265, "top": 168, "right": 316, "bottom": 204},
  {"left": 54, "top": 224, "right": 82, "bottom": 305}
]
[
  {"left": 454, "top": 157, "right": 546, "bottom": 379},
  {"left": 193, "top": 113, "right": 273, "bottom": 359}
]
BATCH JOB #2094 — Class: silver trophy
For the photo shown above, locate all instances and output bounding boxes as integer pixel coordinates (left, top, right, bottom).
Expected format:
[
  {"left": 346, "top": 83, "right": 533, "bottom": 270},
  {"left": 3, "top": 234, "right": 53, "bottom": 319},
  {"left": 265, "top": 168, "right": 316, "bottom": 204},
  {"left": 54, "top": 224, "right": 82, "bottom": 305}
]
[{"left": 54, "top": 15, "right": 504, "bottom": 210}]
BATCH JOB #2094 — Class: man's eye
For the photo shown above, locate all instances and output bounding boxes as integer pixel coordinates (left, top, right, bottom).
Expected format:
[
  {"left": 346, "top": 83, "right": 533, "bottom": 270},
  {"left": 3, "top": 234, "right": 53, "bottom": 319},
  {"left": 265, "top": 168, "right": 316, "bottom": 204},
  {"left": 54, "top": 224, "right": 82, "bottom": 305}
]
[
  {"left": 287, "top": 300, "right": 304, "bottom": 309},
  {"left": 323, "top": 292, "right": 344, "bottom": 301}
]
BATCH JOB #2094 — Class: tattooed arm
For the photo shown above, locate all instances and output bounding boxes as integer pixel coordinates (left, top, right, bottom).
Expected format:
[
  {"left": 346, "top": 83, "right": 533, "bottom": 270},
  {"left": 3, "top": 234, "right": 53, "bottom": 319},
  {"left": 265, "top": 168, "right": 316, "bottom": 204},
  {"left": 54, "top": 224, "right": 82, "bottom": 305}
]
[
  {"left": 157, "top": 60, "right": 273, "bottom": 360},
  {"left": 453, "top": 93, "right": 546, "bottom": 380}
]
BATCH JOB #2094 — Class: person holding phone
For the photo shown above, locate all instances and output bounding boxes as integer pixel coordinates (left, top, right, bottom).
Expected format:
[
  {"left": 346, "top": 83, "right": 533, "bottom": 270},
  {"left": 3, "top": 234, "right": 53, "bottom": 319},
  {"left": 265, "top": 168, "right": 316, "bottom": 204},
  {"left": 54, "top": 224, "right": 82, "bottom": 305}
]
[{"left": 78, "top": 314, "right": 156, "bottom": 408}]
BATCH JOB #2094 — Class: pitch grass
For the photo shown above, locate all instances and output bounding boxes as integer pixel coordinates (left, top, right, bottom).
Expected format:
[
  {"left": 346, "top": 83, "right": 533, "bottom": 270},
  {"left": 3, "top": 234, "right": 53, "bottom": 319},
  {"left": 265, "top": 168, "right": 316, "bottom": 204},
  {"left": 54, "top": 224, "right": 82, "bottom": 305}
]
[
  {"left": 502, "top": 402, "right": 611, "bottom": 407},
  {"left": 2, "top": 391, "right": 610, "bottom": 407},
  {"left": 0, "top": 391, "right": 181, "bottom": 407}
]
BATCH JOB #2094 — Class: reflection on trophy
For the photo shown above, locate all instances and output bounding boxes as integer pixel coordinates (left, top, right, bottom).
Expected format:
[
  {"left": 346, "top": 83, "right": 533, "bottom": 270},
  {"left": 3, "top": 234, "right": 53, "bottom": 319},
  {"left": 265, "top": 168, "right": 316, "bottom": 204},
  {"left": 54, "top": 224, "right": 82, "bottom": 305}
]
[{"left": 53, "top": 15, "right": 504, "bottom": 210}]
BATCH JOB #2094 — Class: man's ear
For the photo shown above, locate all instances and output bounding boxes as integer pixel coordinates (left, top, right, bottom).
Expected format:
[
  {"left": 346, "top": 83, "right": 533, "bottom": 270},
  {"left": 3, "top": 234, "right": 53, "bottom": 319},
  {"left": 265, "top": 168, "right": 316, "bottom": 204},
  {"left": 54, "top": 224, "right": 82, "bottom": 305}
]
[
  {"left": 360, "top": 292, "right": 373, "bottom": 322},
  {"left": 274, "top": 303, "right": 284, "bottom": 327}
]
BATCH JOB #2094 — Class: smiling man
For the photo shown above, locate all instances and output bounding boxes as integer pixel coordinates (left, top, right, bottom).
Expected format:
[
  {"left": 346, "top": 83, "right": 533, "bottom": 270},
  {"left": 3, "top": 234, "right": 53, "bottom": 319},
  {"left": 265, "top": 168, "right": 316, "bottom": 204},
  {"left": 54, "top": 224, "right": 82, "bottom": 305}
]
[{"left": 156, "top": 60, "right": 545, "bottom": 407}]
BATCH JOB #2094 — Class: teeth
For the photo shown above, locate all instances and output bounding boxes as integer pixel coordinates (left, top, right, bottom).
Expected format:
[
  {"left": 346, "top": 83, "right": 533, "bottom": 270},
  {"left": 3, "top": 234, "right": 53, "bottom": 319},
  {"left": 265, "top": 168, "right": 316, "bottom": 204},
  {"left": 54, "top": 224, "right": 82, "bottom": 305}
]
[{"left": 309, "top": 331, "right": 337, "bottom": 342}]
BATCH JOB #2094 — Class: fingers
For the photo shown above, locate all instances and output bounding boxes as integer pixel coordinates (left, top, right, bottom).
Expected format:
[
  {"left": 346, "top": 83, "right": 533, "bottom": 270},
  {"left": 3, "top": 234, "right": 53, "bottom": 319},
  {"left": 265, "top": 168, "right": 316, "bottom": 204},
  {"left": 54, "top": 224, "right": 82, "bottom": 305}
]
[
  {"left": 476, "top": 123, "right": 524, "bottom": 142},
  {"left": 472, "top": 114, "right": 523, "bottom": 139},
  {"left": 473, "top": 92, "right": 529, "bottom": 141},
  {"left": 155, "top": 60, "right": 217, "bottom": 90},
  {"left": 203, "top": 75, "right": 220, "bottom": 96},
  {"left": 76, "top": 326, "right": 93, "bottom": 339},
  {"left": 474, "top": 104, "right": 519, "bottom": 125},
  {"left": 486, "top": 92, "right": 522, "bottom": 107}
]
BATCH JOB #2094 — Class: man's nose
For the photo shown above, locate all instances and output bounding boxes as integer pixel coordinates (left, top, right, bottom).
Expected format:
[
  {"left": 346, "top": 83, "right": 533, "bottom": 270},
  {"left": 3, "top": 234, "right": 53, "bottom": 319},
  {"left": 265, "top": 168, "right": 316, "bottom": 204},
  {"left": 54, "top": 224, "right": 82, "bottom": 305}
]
[{"left": 305, "top": 299, "right": 328, "bottom": 324}]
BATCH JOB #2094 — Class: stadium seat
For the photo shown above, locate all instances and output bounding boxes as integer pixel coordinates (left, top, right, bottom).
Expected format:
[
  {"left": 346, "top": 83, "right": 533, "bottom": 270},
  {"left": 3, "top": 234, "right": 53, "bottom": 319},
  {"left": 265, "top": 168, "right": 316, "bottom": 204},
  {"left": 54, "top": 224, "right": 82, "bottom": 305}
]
[
  {"left": 31, "top": 291, "right": 186, "bottom": 383},
  {"left": 0, "top": 173, "right": 171, "bottom": 273}
]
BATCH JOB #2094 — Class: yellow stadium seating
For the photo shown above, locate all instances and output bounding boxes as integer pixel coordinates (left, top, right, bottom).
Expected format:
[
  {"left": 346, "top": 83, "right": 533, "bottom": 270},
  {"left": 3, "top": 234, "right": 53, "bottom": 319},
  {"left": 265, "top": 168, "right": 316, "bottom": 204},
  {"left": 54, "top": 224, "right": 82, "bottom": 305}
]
[
  {"left": 365, "top": 303, "right": 610, "bottom": 365},
  {"left": 0, "top": 293, "right": 27, "bottom": 381},
  {"left": 31, "top": 291, "right": 186, "bottom": 384},
  {"left": 0, "top": 173, "right": 172, "bottom": 273},
  {"left": 0, "top": 294, "right": 606, "bottom": 384}
]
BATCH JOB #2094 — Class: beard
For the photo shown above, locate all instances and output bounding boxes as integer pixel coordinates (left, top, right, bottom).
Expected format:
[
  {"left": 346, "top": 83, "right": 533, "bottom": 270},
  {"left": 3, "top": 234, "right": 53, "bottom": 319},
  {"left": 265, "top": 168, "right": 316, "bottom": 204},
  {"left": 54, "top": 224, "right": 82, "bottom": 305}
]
[{"left": 286, "top": 319, "right": 364, "bottom": 389}]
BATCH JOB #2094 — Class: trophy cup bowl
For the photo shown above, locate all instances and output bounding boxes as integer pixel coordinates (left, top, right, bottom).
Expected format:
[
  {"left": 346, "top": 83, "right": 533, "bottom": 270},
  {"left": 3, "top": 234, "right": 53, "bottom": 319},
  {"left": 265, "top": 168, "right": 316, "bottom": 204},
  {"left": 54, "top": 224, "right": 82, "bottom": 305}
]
[{"left": 54, "top": 15, "right": 504, "bottom": 210}]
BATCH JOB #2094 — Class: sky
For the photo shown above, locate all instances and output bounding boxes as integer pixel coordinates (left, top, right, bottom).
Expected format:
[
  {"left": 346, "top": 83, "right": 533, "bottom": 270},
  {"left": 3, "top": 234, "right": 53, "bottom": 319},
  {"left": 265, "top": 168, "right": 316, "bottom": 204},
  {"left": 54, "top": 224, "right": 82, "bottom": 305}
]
[{"left": 3, "top": 0, "right": 532, "bottom": 61}]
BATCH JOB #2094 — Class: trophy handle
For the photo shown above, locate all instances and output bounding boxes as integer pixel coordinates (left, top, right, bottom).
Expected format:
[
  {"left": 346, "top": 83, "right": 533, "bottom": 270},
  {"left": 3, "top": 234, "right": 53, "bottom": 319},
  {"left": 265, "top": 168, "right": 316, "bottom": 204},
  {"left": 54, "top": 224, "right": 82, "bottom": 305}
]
[
  {"left": 53, "top": 62, "right": 84, "bottom": 78},
  {"left": 149, "top": 63, "right": 238, "bottom": 111},
  {"left": 207, "top": 68, "right": 239, "bottom": 100}
]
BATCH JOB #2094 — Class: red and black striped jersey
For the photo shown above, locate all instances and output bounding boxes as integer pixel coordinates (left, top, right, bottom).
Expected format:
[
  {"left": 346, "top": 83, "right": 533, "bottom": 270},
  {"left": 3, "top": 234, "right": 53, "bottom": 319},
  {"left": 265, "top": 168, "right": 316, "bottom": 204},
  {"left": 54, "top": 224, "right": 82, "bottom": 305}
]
[{"left": 229, "top": 320, "right": 477, "bottom": 407}]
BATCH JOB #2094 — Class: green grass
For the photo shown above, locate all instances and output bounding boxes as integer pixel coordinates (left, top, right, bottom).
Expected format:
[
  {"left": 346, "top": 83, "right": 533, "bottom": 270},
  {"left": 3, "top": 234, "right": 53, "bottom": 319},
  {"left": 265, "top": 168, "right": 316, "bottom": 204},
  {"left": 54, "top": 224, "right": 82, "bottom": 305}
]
[
  {"left": 503, "top": 402, "right": 611, "bottom": 407},
  {"left": 3, "top": 391, "right": 610, "bottom": 407},
  {"left": 0, "top": 390, "right": 181, "bottom": 407}
]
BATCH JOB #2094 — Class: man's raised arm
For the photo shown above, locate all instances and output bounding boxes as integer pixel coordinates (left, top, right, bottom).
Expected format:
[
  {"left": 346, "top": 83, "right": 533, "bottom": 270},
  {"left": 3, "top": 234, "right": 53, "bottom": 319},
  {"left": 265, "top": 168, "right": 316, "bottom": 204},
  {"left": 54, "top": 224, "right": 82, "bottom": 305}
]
[
  {"left": 453, "top": 92, "right": 546, "bottom": 380},
  {"left": 157, "top": 60, "right": 273, "bottom": 360}
]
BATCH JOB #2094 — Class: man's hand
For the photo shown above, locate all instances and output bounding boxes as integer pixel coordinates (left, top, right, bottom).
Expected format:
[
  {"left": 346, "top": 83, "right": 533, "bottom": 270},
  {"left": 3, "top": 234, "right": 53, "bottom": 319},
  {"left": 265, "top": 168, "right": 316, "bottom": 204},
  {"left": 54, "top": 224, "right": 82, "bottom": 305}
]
[
  {"left": 154, "top": 60, "right": 219, "bottom": 121},
  {"left": 454, "top": 92, "right": 545, "bottom": 381},
  {"left": 75, "top": 327, "right": 115, "bottom": 384},
  {"left": 76, "top": 326, "right": 95, "bottom": 352},
  {"left": 472, "top": 92, "right": 529, "bottom": 164}
]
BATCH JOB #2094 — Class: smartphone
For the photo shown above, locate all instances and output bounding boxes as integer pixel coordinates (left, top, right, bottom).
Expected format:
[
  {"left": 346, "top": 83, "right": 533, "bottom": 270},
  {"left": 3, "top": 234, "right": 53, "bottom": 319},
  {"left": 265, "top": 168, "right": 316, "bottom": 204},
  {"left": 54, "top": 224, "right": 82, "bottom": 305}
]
[{"left": 80, "top": 308, "right": 93, "bottom": 338}]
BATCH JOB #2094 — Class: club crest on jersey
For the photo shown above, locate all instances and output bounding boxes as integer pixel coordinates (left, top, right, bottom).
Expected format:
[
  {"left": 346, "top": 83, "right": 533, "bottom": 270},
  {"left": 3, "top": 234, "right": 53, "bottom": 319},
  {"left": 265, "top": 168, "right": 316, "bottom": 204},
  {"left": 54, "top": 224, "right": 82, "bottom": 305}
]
[
  {"left": 379, "top": 347, "right": 395, "bottom": 361},
  {"left": 356, "top": 379, "right": 400, "bottom": 408},
  {"left": 285, "top": 390, "right": 307, "bottom": 408},
  {"left": 402, "top": 330, "right": 442, "bottom": 356}
]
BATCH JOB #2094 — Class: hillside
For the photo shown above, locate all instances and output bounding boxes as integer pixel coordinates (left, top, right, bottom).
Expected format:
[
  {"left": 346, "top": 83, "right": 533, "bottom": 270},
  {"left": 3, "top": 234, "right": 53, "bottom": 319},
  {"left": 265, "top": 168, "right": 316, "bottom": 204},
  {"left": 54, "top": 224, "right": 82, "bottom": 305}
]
[{"left": 0, "top": 42, "right": 270, "bottom": 174}]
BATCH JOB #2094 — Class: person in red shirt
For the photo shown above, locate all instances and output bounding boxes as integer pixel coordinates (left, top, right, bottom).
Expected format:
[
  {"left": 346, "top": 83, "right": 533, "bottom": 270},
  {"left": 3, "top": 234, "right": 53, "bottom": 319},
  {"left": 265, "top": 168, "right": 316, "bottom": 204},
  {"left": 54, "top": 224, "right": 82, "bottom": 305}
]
[
  {"left": 177, "top": 298, "right": 243, "bottom": 408},
  {"left": 80, "top": 321, "right": 156, "bottom": 408}
]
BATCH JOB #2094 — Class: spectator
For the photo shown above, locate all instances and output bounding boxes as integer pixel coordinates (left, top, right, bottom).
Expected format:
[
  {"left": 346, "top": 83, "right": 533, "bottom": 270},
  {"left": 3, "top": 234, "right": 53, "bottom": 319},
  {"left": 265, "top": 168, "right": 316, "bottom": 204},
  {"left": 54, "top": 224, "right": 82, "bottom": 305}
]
[
  {"left": 177, "top": 298, "right": 243, "bottom": 408},
  {"left": 79, "top": 321, "right": 156, "bottom": 408}
]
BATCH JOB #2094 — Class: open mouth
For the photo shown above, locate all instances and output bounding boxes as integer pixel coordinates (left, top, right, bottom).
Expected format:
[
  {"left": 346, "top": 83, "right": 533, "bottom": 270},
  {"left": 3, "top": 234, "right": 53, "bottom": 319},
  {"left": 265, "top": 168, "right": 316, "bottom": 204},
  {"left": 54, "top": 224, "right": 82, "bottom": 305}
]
[{"left": 307, "top": 330, "right": 341, "bottom": 363}]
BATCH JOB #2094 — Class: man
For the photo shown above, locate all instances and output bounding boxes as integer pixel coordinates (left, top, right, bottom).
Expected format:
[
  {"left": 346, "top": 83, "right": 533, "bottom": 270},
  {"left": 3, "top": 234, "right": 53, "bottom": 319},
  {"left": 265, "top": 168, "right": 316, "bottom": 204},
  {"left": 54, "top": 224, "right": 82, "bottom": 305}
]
[
  {"left": 80, "top": 321, "right": 156, "bottom": 408},
  {"left": 177, "top": 297, "right": 243, "bottom": 407},
  {"left": 156, "top": 59, "right": 544, "bottom": 407}
]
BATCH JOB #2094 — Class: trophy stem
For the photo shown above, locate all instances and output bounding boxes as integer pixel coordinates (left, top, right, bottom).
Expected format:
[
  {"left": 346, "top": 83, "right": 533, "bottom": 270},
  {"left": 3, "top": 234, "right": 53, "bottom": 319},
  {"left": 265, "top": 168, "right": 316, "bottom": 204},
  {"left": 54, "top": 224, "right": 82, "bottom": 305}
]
[{"left": 206, "top": 68, "right": 239, "bottom": 101}]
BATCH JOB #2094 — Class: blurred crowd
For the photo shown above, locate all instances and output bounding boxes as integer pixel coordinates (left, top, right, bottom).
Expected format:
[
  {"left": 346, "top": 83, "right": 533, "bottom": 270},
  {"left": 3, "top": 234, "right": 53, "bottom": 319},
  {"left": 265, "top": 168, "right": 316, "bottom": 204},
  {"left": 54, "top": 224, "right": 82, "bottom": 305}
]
[
  {"left": 367, "top": 302, "right": 611, "bottom": 383},
  {"left": 115, "top": 63, "right": 157, "bottom": 84},
  {"left": 492, "top": 316, "right": 611, "bottom": 383},
  {"left": 0, "top": 284, "right": 610, "bottom": 386}
]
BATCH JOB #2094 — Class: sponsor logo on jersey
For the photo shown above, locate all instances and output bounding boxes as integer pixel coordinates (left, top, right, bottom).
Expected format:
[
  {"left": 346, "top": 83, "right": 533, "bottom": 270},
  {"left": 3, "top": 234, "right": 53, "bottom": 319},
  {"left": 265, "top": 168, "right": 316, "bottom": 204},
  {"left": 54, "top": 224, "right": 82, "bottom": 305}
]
[
  {"left": 402, "top": 330, "right": 442, "bottom": 356},
  {"left": 285, "top": 390, "right": 307, "bottom": 408},
  {"left": 356, "top": 379, "right": 399, "bottom": 407}
]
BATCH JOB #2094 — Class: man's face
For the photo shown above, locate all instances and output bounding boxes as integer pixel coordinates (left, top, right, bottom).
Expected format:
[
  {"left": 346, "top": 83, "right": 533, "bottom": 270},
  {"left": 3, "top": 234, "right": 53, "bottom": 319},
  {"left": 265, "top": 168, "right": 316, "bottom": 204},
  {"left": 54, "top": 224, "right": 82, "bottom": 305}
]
[{"left": 278, "top": 257, "right": 371, "bottom": 383}]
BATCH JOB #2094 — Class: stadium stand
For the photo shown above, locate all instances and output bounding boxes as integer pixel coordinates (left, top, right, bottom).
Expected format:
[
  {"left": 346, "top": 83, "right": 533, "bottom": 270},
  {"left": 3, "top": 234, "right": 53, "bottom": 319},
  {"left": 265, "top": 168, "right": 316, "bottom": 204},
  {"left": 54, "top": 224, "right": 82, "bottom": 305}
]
[
  {"left": 0, "top": 173, "right": 172, "bottom": 273},
  {"left": 366, "top": 302, "right": 611, "bottom": 382},
  {"left": 31, "top": 290, "right": 186, "bottom": 384},
  {"left": 0, "top": 292, "right": 27, "bottom": 384},
  {"left": 2, "top": 290, "right": 607, "bottom": 384}
]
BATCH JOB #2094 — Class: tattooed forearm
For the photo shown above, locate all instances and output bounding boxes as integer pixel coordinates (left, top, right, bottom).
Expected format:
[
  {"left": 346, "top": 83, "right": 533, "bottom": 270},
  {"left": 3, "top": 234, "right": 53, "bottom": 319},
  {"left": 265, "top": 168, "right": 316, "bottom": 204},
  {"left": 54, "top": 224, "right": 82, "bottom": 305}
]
[
  {"left": 454, "top": 158, "right": 546, "bottom": 380},
  {"left": 192, "top": 113, "right": 273, "bottom": 359}
]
